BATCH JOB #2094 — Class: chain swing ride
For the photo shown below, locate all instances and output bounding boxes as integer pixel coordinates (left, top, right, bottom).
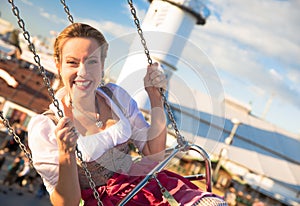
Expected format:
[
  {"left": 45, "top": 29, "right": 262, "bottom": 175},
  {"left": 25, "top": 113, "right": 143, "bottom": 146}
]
[{"left": 0, "top": 0, "right": 228, "bottom": 205}]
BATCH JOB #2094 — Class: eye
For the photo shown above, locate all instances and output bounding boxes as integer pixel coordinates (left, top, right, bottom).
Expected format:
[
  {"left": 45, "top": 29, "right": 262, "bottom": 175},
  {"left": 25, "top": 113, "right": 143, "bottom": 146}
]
[
  {"left": 66, "top": 60, "right": 79, "bottom": 67},
  {"left": 67, "top": 60, "right": 78, "bottom": 65},
  {"left": 87, "top": 59, "right": 98, "bottom": 64}
]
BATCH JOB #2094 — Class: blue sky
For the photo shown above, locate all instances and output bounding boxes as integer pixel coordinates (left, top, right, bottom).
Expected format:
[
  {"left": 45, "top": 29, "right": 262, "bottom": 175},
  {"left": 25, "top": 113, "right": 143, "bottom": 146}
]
[{"left": 1, "top": 0, "right": 300, "bottom": 135}]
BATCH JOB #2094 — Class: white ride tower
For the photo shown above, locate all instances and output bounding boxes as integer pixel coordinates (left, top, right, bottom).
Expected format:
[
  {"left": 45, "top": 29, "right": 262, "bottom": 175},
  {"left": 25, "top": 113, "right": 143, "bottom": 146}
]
[{"left": 116, "top": 0, "right": 209, "bottom": 110}]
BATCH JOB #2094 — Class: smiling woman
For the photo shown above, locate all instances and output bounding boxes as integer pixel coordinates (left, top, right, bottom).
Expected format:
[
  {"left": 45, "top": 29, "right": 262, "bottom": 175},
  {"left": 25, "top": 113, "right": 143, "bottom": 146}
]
[
  {"left": 26, "top": 22, "right": 226, "bottom": 206},
  {"left": 1, "top": 1, "right": 228, "bottom": 205}
]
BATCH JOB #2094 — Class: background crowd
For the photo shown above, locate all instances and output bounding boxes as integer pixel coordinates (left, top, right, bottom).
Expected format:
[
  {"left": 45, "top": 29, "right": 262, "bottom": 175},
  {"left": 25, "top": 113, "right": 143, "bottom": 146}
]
[{"left": 0, "top": 120, "right": 48, "bottom": 199}]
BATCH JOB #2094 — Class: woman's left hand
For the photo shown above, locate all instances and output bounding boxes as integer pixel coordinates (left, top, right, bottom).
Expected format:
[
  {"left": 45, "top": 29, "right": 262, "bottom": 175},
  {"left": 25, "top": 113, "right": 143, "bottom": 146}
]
[{"left": 144, "top": 62, "right": 167, "bottom": 97}]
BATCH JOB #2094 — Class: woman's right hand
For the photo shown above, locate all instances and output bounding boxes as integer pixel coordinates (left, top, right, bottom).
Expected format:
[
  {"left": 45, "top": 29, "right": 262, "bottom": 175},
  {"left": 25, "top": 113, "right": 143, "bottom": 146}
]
[{"left": 55, "top": 117, "right": 78, "bottom": 154}]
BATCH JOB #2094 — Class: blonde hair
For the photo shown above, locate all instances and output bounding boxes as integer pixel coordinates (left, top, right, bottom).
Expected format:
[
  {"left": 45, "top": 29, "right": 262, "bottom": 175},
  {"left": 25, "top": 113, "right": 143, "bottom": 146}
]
[{"left": 54, "top": 23, "right": 108, "bottom": 64}]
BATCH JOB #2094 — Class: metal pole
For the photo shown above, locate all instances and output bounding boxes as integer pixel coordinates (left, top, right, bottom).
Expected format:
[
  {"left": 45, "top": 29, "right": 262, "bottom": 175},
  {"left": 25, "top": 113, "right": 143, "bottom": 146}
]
[{"left": 213, "top": 118, "right": 240, "bottom": 183}]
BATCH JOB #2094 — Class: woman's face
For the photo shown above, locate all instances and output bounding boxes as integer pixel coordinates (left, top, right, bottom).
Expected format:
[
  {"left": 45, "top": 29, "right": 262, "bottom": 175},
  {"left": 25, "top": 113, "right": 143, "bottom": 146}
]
[{"left": 58, "top": 37, "right": 104, "bottom": 100}]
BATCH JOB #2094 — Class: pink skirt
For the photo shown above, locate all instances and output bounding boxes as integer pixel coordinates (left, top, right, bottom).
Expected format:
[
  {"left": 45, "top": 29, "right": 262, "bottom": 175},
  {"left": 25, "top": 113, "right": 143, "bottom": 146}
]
[{"left": 81, "top": 170, "right": 221, "bottom": 206}]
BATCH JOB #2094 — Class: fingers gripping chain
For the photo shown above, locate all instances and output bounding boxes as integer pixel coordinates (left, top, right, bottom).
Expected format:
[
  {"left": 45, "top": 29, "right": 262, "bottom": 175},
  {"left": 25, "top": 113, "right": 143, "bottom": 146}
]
[
  {"left": 127, "top": 0, "right": 187, "bottom": 147},
  {"left": 6, "top": 0, "right": 104, "bottom": 205}
]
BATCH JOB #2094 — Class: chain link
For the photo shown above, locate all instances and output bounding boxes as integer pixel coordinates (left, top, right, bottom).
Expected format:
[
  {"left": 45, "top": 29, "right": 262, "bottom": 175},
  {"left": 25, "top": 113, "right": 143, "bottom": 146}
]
[
  {"left": 60, "top": 0, "right": 74, "bottom": 23},
  {"left": 0, "top": 111, "right": 32, "bottom": 164},
  {"left": 127, "top": 0, "right": 187, "bottom": 147},
  {"left": 76, "top": 146, "right": 103, "bottom": 206},
  {"left": 127, "top": 0, "right": 152, "bottom": 66},
  {"left": 6, "top": 0, "right": 103, "bottom": 205}
]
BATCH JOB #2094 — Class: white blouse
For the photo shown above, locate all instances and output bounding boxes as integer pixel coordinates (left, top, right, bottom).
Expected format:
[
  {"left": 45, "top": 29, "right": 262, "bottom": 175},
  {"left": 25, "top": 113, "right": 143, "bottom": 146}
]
[{"left": 28, "top": 83, "right": 149, "bottom": 194}]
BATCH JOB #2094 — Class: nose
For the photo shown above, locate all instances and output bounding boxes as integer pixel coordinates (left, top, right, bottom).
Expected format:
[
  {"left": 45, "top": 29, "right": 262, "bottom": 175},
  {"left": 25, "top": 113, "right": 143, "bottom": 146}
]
[{"left": 77, "top": 62, "right": 87, "bottom": 76}]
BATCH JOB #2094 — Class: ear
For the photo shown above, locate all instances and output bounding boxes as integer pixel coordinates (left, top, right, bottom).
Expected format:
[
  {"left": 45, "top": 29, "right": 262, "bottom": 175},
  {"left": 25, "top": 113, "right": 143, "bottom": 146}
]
[{"left": 54, "top": 57, "right": 61, "bottom": 73}]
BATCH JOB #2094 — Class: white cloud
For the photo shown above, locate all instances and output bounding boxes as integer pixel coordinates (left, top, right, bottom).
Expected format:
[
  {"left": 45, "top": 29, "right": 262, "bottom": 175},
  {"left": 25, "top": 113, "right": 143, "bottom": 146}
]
[
  {"left": 20, "top": 0, "right": 33, "bottom": 6},
  {"left": 205, "top": 0, "right": 300, "bottom": 64},
  {"left": 38, "top": 8, "right": 69, "bottom": 25},
  {"left": 76, "top": 18, "right": 135, "bottom": 39},
  {"left": 248, "top": 85, "right": 266, "bottom": 97},
  {"left": 121, "top": 1, "right": 147, "bottom": 22},
  {"left": 269, "top": 69, "right": 283, "bottom": 81},
  {"left": 189, "top": 0, "right": 300, "bottom": 111},
  {"left": 287, "top": 68, "right": 300, "bottom": 84}
]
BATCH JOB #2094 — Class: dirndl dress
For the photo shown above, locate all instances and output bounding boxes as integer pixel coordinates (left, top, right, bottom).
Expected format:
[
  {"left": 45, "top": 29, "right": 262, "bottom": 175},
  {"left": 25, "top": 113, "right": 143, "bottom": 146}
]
[{"left": 78, "top": 142, "right": 227, "bottom": 206}]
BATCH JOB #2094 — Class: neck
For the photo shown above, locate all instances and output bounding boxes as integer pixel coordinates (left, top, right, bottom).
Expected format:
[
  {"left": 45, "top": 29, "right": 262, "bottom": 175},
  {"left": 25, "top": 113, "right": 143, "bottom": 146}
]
[{"left": 68, "top": 91, "right": 98, "bottom": 118}]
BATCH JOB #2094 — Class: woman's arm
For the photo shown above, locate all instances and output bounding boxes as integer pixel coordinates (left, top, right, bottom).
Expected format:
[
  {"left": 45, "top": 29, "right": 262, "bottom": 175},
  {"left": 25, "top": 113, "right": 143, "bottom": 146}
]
[
  {"left": 50, "top": 117, "right": 81, "bottom": 206},
  {"left": 28, "top": 115, "right": 80, "bottom": 205},
  {"left": 142, "top": 63, "right": 168, "bottom": 160},
  {"left": 50, "top": 153, "right": 81, "bottom": 206}
]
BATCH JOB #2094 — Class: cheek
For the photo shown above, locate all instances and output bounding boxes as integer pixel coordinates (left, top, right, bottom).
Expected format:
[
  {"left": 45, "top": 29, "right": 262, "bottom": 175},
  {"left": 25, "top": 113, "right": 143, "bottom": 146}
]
[
  {"left": 89, "top": 64, "right": 103, "bottom": 76},
  {"left": 60, "top": 69, "right": 75, "bottom": 84}
]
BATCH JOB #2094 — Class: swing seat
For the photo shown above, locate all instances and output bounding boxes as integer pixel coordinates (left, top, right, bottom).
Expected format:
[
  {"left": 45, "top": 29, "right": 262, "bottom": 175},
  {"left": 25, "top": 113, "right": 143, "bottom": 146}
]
[
  {"left": 117, "top": 142, "right": 228, "bottom": 206},
  {"left": 79, "top": 142, "right": 228, "bottom": 205}
]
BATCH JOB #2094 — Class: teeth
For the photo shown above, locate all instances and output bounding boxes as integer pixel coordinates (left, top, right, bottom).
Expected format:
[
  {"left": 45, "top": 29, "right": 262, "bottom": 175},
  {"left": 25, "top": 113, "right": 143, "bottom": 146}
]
[{"left": 75, "top": 81, "right": 90, "bottom": 87}]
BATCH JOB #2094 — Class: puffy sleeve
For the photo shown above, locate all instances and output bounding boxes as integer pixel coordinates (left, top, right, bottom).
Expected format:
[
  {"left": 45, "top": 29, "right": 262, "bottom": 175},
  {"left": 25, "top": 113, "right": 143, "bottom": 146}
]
[
  {"left": 105, "top": 83, "right": 149, "bottom": 152},
  {"left": 27, "top": 114, "right": 59, "bottom": 195}
]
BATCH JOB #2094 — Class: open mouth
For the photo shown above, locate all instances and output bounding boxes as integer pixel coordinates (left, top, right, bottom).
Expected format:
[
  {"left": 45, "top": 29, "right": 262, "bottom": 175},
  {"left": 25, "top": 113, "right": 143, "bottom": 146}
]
[{"left": 74, "top": 80, "right": 91, "bottom": 89}]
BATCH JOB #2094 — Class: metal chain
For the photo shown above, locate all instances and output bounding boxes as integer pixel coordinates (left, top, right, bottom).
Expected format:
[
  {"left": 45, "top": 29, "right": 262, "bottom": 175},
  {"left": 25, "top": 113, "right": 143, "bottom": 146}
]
[
  {"left": 0, "top": 111, "right": 32, "bottom": 163},
  {"left": 127, "top": 0, "right": 187, "bottom": 147},
  {"left": 8, "top": 0, "right": 64, "bottom": 118},
  {"left": 2, "top": 1, "right": 186, "bottom": 205},
  {"left": 6, "top": 0, "right": 103, "bottom": 205},
  {"left": 75, "top": 145, "right": 102, "bottom": 206},
  {"left": 4, "top": 0, "right": 64, "bottom": 164},
  {"left": 60, "top": 0, "right": 74, "bottom": 23},
  {"left": 57, "top": 1, "right": 103, "bottom": 204},
  {"left": 127, "top": 0, "right": 152, "bottom": 66}
]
